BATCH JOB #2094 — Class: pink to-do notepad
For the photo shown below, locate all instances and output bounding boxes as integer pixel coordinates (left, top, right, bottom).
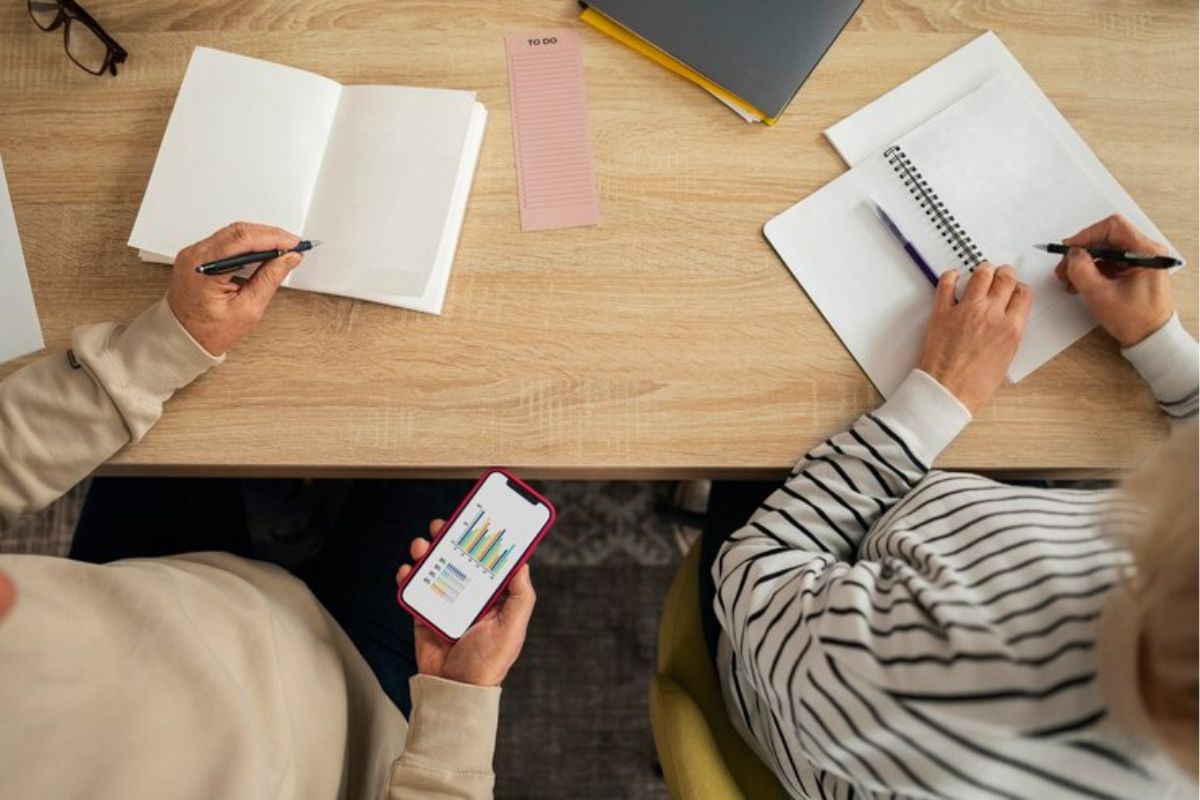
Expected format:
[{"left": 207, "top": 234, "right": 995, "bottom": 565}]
[{"left": 505, "top": 31, "right": 600, "bottom": 232}]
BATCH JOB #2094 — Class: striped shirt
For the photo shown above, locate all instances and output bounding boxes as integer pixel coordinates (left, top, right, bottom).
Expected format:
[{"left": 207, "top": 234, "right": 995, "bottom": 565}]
[{"left": 714, "top": 315, "right": 1198, "bottom": 799}]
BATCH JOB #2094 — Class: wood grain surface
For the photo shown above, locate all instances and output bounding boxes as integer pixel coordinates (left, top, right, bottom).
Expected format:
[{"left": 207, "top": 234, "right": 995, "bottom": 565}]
[{"left": 0, "top": 1, "right": 1195, "bottom": 477}]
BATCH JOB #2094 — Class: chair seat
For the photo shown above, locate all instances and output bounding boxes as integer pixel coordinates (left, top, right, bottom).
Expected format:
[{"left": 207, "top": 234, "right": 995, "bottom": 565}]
[{"left": 650, "top": 542, "right": 786, "bottom": 799}]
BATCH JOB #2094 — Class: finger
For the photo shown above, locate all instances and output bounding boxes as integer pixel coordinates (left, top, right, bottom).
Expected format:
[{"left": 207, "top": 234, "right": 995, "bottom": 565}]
[
  {"left": 1065, "top": 247, "right": 1105, "bottom": 293},
  {"left": 409, "top": 537, "right": 431, "bottom": 560},
  {"left": 987, "top": 265, "right": 1019, "bottom": 305},
  {"left": 1007, "top": 282, "right": 1033, "bottom": 325},
  {"left": 195, "top": 222, "right": 301, "bottom": 263},
  {"left": 238, "top": 251, "right": 304, "bottom": 312},
  {"left": 396, "top": 564, "right": 412, "bottom": 585},
  {"left": 1054, "top": 258, "right": 1075, "bottom": 293},
  {"left": 934, "top": 269, "right": 959, "bottom": 311},
  {"left": 428, "top": 519, "right": 446, "bottom": 538},
  {"left": 961, "top": 262, "right": 996, "bottom": 303}
]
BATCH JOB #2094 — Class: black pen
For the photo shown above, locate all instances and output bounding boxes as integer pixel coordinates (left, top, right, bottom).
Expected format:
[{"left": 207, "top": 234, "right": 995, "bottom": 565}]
[
  {"left": 196, "top": 240, "right": 320, "bottom": 276},
  {"left": 1034, "top": 243, "right": 1182, "bottom": 270}
]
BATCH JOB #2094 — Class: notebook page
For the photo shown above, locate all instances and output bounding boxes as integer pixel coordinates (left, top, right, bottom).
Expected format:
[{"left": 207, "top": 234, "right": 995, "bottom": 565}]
[
  {"left": 896, "top": 76, "right": 1115, "bottom": 381},
  {"left": 129, "top": 48, "right": 342, "bottom": 259},
  {"left": 824, "top": 32, "right": 1175, "bottom": 257},
  {"left": 764, "top": 153, "right": 960, "bottom": 397},
  {"left": 364, "top": 103, "right": 487, "bottom": 315},
  {"left": 293, "top": 85, "right": 477, "bottom": 302},
  {"left": 0, "top": 155, "right": 43, "bottom": 363}
]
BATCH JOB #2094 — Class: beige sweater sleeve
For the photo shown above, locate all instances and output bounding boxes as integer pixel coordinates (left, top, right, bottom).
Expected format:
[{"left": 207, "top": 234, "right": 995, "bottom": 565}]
[
  {"left": 0, "top": 297, "right": 222, "bottom": 531},
  {"left": 388, "top": 675, "right": 501, "bottom": 799}
]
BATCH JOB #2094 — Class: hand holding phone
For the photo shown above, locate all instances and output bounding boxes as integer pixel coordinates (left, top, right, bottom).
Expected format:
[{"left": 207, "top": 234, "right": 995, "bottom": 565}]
[{"left": 396, "top": 520, "right": 536, "bottom": 687}]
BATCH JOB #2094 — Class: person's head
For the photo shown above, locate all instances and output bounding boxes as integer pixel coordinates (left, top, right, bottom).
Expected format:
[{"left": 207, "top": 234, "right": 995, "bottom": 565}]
[{"left": 1119, "top": 423, "right": 1198, "bottom": 777}]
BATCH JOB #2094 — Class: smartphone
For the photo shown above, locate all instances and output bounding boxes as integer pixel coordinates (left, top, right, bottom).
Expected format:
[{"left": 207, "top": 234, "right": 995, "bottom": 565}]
[{"left": 397, "top": 469, "right": 556, "bottom": 641}]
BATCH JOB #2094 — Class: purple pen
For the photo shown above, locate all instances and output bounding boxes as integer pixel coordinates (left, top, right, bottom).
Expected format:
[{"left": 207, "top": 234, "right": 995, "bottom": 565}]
[{"left": 871, "top": 201, "right": 939, "bottom": 287}]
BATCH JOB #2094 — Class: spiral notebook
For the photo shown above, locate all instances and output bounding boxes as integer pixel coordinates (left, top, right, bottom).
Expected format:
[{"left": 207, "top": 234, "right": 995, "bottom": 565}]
[{"left": 765, "top": 73, "right": 1180, "bottom": 397}]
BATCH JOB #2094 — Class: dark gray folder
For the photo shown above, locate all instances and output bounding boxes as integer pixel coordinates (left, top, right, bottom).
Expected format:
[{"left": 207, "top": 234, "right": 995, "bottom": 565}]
[{"left": 584, "top": 0, "right": 862, "bottom": 119}]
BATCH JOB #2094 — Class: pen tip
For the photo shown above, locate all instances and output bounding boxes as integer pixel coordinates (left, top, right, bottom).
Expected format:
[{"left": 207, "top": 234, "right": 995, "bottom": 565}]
[
  {"left": 1033, "top": 244, "right": 1048, "bottom": 252},
  {"left": 308, "top": 239, "right": 322, "bottom": 249}
]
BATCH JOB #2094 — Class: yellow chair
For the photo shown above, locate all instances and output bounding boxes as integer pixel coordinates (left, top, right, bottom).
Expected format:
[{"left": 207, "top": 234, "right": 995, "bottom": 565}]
[{"left": 649, "top": 542, "right": 787, "bottom": 799}]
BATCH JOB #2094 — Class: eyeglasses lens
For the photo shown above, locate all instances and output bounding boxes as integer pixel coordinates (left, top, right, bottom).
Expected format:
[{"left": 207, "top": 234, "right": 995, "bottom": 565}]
[{"left": 65, "top": 18, "right": 109, "bottom": 74}]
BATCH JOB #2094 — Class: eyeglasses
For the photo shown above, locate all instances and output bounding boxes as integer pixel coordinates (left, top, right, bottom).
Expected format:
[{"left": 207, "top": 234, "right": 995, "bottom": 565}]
[{"left": 28, "top": 0, "right": 128, "bottom": 76}]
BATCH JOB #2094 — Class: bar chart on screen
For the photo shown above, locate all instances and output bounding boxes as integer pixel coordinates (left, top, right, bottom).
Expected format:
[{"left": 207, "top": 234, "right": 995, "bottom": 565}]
[
  {"left": 426, "top": 559, "right": 469, "bottom": 603},
  {"left": 454, "top": 509, "right": 516, "bottom": 576}
]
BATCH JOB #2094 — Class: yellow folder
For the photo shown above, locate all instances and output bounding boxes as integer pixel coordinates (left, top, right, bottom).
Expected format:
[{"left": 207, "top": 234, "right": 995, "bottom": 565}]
[{"left": 581, "top": 7, "right": 779, "bottom": 126}]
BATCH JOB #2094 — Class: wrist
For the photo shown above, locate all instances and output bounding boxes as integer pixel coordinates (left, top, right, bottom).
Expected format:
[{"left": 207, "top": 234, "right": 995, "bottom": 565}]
[
  {"left": 916, "top": 364, "right": 985, "bottom": 414},
  {"left": 166, "top": 293, "right": 228, "bottom": 357},
  {"left": 1113, "top": 307, "right": 1175, "bottom": 349}
]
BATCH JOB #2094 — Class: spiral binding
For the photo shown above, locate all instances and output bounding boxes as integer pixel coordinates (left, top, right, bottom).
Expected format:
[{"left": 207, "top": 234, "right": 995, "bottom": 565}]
[{"left": 884, "top": 145, "right": 986, "bottom": 269}]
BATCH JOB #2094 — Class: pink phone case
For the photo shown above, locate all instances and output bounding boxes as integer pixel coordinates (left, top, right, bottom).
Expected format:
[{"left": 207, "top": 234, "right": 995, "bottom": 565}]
[{"left": 395, "top": 468, "right": 556, "bottom": 643}]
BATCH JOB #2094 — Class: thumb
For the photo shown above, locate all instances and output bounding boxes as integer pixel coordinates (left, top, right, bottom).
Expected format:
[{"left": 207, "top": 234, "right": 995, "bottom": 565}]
[
  {"left": 934, "top": 269, "right": 959, "bottom": 310},
  {"left": 1065, "top": 247, "right": 1105, "bottom": 293},
  {"left": 241, "top": 251, "right": 303, "bottom": 310}
]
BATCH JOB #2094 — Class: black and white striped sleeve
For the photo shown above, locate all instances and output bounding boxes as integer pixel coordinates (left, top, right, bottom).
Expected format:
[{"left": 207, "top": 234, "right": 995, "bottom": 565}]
[
  {"left": 712, "top": 368, "right": 971, "bottom": 691},
  {"left": 1122, "top": 313, "right": 1199, "bottom": 421},
  {"left": 710, "top": 371, "right": 974, "bottom": 738}
]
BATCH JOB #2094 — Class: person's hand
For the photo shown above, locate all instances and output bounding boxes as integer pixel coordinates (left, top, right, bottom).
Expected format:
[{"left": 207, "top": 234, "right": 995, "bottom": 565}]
[
  {"left": 167, "top": 222, "right": 306, "bottom": 356},
  {"left": 396, "top": 519, "right": 536, "bottom": 687},
  {"left": 1054, "top": 214, "right": 1174, "bottom": 348},
  {"left": 917, "top": 263, "right": 1033, "bottom": 414}
]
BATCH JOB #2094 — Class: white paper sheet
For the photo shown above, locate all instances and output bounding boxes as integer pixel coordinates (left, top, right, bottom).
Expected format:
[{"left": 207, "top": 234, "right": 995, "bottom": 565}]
[
  {"left": 765, "top": 154, "right": 952, "bottom": 397},
  {"left": 294, "top": 86, "right": 478, "bottom": 301},
  {"left": 128, "top": 48, "right": 342, "bottom": 258},
  {"left": 0, "top": 155, "right": 44, "bottom": 364}
]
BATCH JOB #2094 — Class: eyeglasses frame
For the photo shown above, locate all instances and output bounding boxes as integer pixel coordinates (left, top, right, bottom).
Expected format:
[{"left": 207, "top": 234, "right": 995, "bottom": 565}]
[{"left": 28, "top": 0, "right": 128, "bottom": 76}]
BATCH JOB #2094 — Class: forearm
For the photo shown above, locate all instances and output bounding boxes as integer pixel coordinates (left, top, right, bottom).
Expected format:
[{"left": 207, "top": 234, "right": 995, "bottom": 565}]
[
  {"left": 714, "top": 369, "right": 970, "bottom": 672},
  {"left": 0, "top": 298, "right": 221, "bottom": 531},
  {"left": 388, "top": 675, "right": 499, "bottom": 800},
  {"left": 719, "top": 369, "right": 969, "bottom": 572},
  {"left": 1122, "top": 313, "right": 1199, "bottom": 421}
]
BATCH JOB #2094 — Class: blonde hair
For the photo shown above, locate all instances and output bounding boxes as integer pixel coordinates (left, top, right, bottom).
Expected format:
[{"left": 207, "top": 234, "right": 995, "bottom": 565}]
[{"left": 1121, "top": 422, "right": 1199, "bottom": 777}]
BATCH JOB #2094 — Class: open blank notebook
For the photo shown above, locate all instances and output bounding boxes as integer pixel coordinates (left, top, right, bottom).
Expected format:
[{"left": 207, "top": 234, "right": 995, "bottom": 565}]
[
  {"left": 766, "top": 69, "right": 1180, "bottom": 397},
  {"left": 130, "top": 48, "right": 487, "bottom": 314}
]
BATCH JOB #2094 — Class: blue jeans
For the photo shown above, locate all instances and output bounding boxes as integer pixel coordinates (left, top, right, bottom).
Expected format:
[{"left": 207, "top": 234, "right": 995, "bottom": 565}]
[{"left": 71, "top": 477, "right": 471, "bottom": 717}]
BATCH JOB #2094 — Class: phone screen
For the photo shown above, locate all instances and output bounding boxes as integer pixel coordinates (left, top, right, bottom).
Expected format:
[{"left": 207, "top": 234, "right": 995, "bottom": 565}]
[{"left": 400, "top": 471, "right": 552, "bottom": 639}]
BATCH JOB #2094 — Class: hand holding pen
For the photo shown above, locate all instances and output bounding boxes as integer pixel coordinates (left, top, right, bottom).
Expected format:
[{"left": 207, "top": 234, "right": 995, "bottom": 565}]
[
  {"left": 167, "top": 223, "right": 310, "bottom": 356},
  {"left": 196, "top": 239, "right": 320, "bottom": 275},
  {"left": 1052, "top": 214, "right": 1176, "bottom": 347}
]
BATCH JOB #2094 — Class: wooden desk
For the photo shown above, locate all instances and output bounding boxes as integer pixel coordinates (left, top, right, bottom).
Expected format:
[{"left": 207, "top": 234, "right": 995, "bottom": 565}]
[{"left": 0, "top": 1, "right": 1195, "bottom": 477}]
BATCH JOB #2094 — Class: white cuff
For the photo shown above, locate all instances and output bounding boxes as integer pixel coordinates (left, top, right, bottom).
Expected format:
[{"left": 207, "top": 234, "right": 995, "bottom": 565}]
[
  {"left": 874, "top": 370, "right": 972, "bottom": 466},
  {"left": 1121, "top": 314, "right": 1200, "bottom": 406}
]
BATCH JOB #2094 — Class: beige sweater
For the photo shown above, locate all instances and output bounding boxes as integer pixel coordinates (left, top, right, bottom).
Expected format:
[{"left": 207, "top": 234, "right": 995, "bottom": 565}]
[{"left": 0, "top": 298, "right": 500, "bottom": 799}]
